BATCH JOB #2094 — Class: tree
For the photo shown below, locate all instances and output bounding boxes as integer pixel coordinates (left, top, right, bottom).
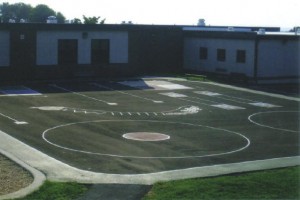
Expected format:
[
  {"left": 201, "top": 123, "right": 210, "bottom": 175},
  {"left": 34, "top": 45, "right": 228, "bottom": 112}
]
[
  {"left": 56, "top": 12, "right": 65, "bottom": 24},
  {"left": 72, "top": 18, "right": 82, "bottom": 24},
  {"left": 0, "top": 2, "right": 32, "bottom": 23},
  {"left": 29, "top": 4, "right": 55, "bottom": 23},
  {"left": 83, "top": 15, "right": 105, "bottom": 24}
]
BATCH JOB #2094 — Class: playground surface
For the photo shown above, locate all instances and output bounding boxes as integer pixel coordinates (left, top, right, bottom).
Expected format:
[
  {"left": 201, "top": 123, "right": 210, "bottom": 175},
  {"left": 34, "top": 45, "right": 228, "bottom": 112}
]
[{"left": 0, "top": 77, "right": 299, "bottom": 184}]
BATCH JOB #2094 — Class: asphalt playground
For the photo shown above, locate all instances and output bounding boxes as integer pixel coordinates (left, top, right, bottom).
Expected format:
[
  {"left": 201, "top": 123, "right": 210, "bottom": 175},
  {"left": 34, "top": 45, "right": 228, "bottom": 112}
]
[{"left": 0, "top": 77, "right": 299, "bottom": 184}]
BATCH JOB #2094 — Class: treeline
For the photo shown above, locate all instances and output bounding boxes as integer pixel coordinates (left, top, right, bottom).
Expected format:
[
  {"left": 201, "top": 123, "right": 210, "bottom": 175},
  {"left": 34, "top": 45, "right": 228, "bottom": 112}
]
[{"left": 0, "top": 2, "right": 105, "bottom": 24}]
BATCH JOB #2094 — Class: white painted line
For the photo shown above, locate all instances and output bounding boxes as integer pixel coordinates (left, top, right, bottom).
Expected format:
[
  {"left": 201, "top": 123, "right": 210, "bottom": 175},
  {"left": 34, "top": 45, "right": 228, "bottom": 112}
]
[
  {"left": 0, "top": 112, "right": 28, "bottom": 125},
  {"left": 248, "top": 111, "right": 298, "bottom": 133},
  {"left": 42, "top": 119, "right": 250, "bottom": 159},
  {"left": 145, "top": 112, "right": 149, "bottom": 116},
  {"left": 50, "top": 84, "right": 117, "bottom": 106},
  {"left": 137, "top": 112, "right": 141, "bottom": 116},
  {"left": 248, "top": 102, "right": 281, "bottom": 108},
  {"left": 128, "top": 112, "right": 132, "bottom": 116},
  {"left": 194, "top": 91, "right": 222, "bottom": 96},
  {"left": 107, "top": 103, "right": 118, "bottom": 106},
  {"left": 160, "top": 92, "right": 187, "bottom": 98},
  {"left": 119, "top": 112, "right": 123, "bottom": 116},
  {"left": 211, "top": 104, "right": 245, "bottom": 110},
  {"left": 153, "top": 101, "right": 164, "bottom": 103},
  {"left": 14, "top": 121, "right": 28, "bottom": 125},
  {"left": 153, "top": 112, "right": 158, "bottom": 116},
  {"left": 111, "top": 112, "right": 115, "bottom": 116}
]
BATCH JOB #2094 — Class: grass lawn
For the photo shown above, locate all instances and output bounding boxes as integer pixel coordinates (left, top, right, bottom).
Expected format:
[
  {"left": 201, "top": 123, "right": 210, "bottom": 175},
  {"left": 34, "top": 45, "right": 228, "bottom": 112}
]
[
  {"left": 143, "top": 166, "right": 300, "bottom": 200},
  {"left": 13, "top": 167, "right": 299, "bottom": 200},
  {"left": 16, "top": 181, "right": 88, "bottom": 200}
]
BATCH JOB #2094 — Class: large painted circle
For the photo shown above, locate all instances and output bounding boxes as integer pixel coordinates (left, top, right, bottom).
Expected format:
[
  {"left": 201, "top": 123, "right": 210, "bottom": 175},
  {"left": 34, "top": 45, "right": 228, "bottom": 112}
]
[
  {"left": 42, "top": 120, "right": 250, "bottom": 159},
  {"left": 248, "top": 111, "right": 299, "bottom": 133}
]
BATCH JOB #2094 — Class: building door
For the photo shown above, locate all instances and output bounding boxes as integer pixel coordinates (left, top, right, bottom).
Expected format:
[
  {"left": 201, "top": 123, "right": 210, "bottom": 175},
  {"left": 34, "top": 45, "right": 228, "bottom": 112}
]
[
  {"left": 58, "top": 39, "right": 78, "bottom": 65},
  {"left": 91, "top": 39, "right": 109, "bottom": 65}
]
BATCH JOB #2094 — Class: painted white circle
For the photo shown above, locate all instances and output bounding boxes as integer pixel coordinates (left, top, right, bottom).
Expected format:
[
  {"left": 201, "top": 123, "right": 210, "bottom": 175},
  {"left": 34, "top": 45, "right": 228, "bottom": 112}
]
[
  {"left": 42, "top": 120, "right": 251, "bottom": 159},
  {"left": 248, "top": 111, "right": 299, "bottom": 133},
  {"left": 123, "top": 132, "right": 170, "bottom": 141}
]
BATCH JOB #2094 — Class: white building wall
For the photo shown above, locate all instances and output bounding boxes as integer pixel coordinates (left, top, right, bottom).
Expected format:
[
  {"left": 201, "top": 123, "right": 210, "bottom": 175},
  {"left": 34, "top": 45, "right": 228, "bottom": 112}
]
[
  {"left": 36, "top": 31, "right": 128, "bottom": 66},
  {"left": 0, "top": 31, "right": 10, "bottom": 66},
  {"left": 257, "top": 39, "right": 300, "bottom": 78},
  {"left": 184, "top": 38, "right": 255, "bottom": 77}
]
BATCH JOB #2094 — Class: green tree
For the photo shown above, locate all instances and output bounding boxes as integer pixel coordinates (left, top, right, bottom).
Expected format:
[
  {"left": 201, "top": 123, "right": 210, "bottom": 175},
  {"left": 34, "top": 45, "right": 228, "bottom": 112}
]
[
  {"left": 29, "top": 4, "right": 55, "bottom": 23},
  {"left": 72, "top": 18, "right": 82, "bottom": 24},
  {"left": 83, "top": 15, "right": 105, "bottom": 24},
  {"left": 0, "top": 2, "right": 32, "bottom": 23},
  {"left": 56, "top": 12, "right": 65, "bottom": 23}
]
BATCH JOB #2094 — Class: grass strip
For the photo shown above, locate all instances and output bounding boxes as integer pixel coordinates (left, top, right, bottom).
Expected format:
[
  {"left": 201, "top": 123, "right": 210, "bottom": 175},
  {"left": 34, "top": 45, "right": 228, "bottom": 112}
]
[
  {"left": 143, "top": 166, "right": 300, "bottom": 200},
  {"left": 16, "top": 181, "right": 88, "bottom": 200}
]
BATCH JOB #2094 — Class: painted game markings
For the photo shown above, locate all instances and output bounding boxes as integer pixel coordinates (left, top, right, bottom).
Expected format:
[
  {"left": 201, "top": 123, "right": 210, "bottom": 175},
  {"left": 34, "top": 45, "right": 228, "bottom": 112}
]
[
  {"left": 248, "top": 102, "right": 281, "bottom": 108},
  {"left": 160, "top": 92, "right": 188, "bottom": 98},
  {"left": 194, "top": 91, "right": 222, "bottom": 96},
  {"left": 0, "top": 86, "right": 41, "bottom": 96},
  {"left": 123, "top": 132, "right": 170, "bottom": 142},
  {"left": 211, "top": 104, "right": 245, "bottom": 110},
  {"left": 248, "top": 111, "right": 298, "bottom": 133},
  {"left": 0, "top": 112, "right": 28, "bottom": 125},
  {"left": 49, "top": 84, "right": 118, "bottom": 106},
  {"left": 118, "top": 80, "right": 192, "bottom": 90},
  {"left": 31, "top": 105, "right": 201, "bottom": 117},
  {"left": 91, "top": 82, "right": 164, "bottom": 104},
  {"left": 194, "top": 91, "right": 281, "bottom": 108},
  {"left": 42, "top": 120, "right": 250, "bottom": 159}
]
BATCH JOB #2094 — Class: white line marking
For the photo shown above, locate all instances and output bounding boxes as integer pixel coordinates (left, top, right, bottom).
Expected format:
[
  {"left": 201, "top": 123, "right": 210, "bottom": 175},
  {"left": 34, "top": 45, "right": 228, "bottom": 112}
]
[
  {"left": 50, "top": 84, "right": 117, "bottom": 106},
  {"left": 248, "top": 102, "right": 281, "bottom": 108},
  {"left": 211, "top": 104, "right": 245, "bottom": 110},
  {"left": 145, "top": 112, "right": 149, "bottom": 116},
  {"left": 119, "top": 112, "right": 123, "bottom": 116},
  {"left": 91, "top": 82, "right": 163, "bottom": 104},
  {"left": 42, "top": 120, "right": 250, "bottom": 159},
  {"left": 154, "top": 112, "right": 158, "bottom": 116},
  {"left": 111, "top": 112, "right": 115, "bottom": 116},
  {"left": 194, "top": 91, "right": 221, "bottom": 96},
  {"left": 0, "top": 112, "right": 28, "bottom": 125},
  {"left": 137, "top": 112, "right": 141, "bottom": 116},
  {"left": 248, "top": 111, "right": 298, "bottom": 133},
  {"left": 128, "top": 112, "right": 132, "bottom": 116}
]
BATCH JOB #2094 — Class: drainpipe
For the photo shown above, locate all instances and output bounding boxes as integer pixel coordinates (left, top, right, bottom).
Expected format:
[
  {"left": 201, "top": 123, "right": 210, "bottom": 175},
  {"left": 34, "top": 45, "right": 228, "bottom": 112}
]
[{"left": 253, "top": 36, "right": 259, "bottom": 84}]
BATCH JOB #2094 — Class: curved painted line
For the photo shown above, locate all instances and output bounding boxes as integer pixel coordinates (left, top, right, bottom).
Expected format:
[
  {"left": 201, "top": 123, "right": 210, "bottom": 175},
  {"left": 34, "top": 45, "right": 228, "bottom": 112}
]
[
  {"left": 42, "top": 120, "right": 250, "bottom": 159},
  {"left": 248, "top": 111, "right": 299, "bottom": 133}
]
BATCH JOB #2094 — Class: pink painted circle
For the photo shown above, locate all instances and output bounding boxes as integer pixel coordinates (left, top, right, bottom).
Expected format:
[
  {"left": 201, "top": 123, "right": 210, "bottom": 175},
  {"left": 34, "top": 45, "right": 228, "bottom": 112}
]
[{"left": 122, "top": 132, "right": 170, "bottom": 142}]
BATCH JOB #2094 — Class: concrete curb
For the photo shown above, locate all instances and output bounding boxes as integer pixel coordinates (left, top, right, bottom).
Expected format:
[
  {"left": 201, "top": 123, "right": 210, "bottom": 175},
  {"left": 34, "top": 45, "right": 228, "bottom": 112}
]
[{"left": 0, "top": 150, "right": 46, "bottom": 200}]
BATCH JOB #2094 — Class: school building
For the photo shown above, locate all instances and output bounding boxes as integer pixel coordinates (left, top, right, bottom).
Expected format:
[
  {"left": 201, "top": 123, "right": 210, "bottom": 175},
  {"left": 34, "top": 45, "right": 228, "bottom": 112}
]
[{"left": 0, "top": 23, "right": 299, "bottom": 83}]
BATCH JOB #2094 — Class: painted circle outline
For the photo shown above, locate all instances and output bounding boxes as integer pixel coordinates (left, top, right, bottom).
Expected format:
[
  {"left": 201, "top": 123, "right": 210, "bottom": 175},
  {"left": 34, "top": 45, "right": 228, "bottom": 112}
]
[
  {"left": 248, "top": 111, "right": 299, "bottom": 133},
  {"left": 42, "top": 120, "right": 250, "bottom": 159}
]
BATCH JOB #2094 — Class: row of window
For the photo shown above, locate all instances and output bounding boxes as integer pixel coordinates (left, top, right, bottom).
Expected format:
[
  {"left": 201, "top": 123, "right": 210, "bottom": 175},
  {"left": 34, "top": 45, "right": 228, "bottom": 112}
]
[{"left": 199, "top": 47, "right": 246, "bottom": 63}]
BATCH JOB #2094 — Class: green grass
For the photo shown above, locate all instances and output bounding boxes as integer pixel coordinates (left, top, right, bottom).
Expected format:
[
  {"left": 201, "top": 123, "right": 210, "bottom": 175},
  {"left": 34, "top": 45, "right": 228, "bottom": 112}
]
[
  {"left": 16, "top": 181, "right": 88, "bottom": 200},
  {"left": 143, "top": 166, "right": 300, "bottom": 200}
]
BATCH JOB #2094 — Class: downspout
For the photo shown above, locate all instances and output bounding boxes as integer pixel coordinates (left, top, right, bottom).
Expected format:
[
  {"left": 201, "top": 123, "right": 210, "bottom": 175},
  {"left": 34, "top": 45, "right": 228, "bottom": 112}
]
[{"left": 253, "top": 35, "right": 259, "bottom": 84}]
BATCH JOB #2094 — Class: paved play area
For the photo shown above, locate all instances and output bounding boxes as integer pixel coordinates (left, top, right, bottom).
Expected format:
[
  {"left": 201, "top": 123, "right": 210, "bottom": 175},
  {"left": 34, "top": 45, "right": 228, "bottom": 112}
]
[{"left": 0, "top": 77, "right": 299, "bottom": 184}]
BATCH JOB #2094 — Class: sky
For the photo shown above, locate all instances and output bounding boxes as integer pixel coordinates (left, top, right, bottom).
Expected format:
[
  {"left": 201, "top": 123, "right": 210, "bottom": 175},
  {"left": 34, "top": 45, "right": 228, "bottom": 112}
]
[{"left": 6, "top": 0, "right": 300, "bottom": 28}]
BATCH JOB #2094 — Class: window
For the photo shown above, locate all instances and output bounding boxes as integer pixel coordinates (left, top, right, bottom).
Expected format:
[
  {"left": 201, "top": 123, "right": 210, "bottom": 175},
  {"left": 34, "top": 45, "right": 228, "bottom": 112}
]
[
  {"left": 236, "top": 50, "right": 246, "bottom": 63},
  {"left": 199, "top": 47, "right": 208, "bottom": 60},
  {"left": 217, "top": 49, "right": 226, "bottom": 62}
]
